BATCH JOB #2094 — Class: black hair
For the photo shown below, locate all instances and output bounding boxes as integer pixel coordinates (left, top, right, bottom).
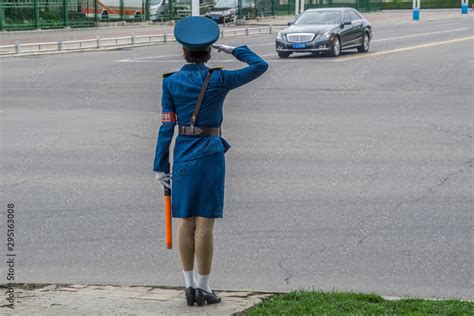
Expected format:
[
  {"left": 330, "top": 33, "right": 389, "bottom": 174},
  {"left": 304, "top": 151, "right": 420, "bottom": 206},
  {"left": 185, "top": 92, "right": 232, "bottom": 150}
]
[{"left": 183, "top": 47, "right": 211, "bottom": 64}]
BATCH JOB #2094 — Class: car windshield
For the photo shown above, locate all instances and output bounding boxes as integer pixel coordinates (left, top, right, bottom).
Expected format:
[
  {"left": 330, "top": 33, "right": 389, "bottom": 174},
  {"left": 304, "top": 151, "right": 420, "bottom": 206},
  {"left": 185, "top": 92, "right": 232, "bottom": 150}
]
[
  {"left": 214, "top": 0, "right": 236, "bottom": 8},
  {"left": 295, "top": 11, "right": 341, "bottom": 25}
]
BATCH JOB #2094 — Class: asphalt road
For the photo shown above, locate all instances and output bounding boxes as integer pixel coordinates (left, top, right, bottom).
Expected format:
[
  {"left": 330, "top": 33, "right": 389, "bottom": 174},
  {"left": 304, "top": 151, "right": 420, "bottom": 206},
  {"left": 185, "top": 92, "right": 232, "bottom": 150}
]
[{"left": 1, "top": 15, "right": 473, "bottom": 300}]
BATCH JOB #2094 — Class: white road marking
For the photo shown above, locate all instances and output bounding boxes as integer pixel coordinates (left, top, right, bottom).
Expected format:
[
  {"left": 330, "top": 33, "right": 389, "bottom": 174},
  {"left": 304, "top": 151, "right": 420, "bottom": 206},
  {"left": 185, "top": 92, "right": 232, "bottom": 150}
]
[
  {"left": 127, "top": 53, "right": 183, "bottom": 61},
  {"left": 372, "top": 28, "right": 469, "bottom": 42},
  {"left": 115, "top": 59, "right": 199, "bottom": 63},
  {"left": 115, "top": 56, "right": 337, "bottom": 63},
  {"left": 371, "top": 29, "right": 396, "bottom": 35},
  {"left": 266, "top": 58, "right": 335, "bottom": 62},
  {"left": 114, "top": 47, "right": 274, "bottom": 62},
  {"left": 116, "top": 59, "right": 263, "bottom": 63},
  {"left": 259, "top": 53, "right": 278, "bottom": 57},
  {"left": 429, "top": 18, "right": 470, "bottom": 26},
  {"left": 248, "top": 43, "right": 275, "bottom": 47},
  {"left": 337, "top": 36, "right": 474, "bottom": 62},
  {"left": 434, "top": 23, "right": 464, "bottom": 28},
  {"left": 113, "top": 28, "right": 472, "bottom": 63}
]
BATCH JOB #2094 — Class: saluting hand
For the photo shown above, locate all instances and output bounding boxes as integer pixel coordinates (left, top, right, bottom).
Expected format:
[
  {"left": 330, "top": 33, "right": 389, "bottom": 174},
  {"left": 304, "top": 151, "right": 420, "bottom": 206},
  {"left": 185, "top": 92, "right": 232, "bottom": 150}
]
[
  {"left": 212, "top": 44, "right": 235, "bottom": 54},
  {"left": 155, "top": 172, "right": 171, "bottom": 189}
]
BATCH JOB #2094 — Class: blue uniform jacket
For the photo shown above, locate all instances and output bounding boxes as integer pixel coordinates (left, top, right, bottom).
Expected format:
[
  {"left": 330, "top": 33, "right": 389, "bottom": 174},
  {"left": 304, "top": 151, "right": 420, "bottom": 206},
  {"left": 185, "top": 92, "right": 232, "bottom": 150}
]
[{"left": 153, "top": 45, "right": 269, "bottom": 173}]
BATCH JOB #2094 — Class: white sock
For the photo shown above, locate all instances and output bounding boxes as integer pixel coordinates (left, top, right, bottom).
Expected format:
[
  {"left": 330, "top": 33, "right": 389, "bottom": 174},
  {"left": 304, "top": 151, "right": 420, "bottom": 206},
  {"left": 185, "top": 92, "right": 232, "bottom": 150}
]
[
  {"left": 197, "top": 273, "right": 212, "bottom": 293},
  {"left": 183, "top": 270, "right": 197, "bottom": 288}
]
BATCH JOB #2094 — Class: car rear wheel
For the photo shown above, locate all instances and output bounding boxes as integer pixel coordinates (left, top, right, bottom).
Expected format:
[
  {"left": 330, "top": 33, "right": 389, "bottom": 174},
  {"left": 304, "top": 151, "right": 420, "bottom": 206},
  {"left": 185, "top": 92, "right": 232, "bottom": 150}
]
[
  {"left": 278, "top": 51, "right": 290, "bottom": 58},
  {"left": 330, "top": 36, "right": 341, "bottom": 57},
  {"left": 358, "top": 32, "right": 370, "bottom": 53}
]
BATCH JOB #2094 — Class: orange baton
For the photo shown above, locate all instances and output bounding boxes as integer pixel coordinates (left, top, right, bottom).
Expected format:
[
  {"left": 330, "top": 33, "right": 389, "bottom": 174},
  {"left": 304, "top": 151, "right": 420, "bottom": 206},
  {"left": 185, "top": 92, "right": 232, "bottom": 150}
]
[{"left": 164, "top": 187, "right": 172, "bottom": 249}]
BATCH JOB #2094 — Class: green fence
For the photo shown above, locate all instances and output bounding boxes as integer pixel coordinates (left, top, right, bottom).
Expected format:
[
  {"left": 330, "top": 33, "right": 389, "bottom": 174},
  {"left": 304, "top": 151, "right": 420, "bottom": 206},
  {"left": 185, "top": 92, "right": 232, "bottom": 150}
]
[
  {"left": 250, "top": 0, "right": 382, "bottom": 17},
  {"left": 382, "top": 0, "right": 461, "bottom": 9},
  {"left": 0, "top": 0, "right": 149, "bottom": 31},
  {"left": 0, "top": 0, "right": 467, "bottom": 31}
]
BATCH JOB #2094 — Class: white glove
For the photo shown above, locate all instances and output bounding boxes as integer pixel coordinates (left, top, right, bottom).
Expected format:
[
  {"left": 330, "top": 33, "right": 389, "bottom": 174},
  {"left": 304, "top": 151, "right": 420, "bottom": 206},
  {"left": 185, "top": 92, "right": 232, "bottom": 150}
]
[
  {"left": 212, "top": 44, "right": 235, "bottom": 54},
  {"left": 155, "top": 172, "right": 171, "bottom": 189}
]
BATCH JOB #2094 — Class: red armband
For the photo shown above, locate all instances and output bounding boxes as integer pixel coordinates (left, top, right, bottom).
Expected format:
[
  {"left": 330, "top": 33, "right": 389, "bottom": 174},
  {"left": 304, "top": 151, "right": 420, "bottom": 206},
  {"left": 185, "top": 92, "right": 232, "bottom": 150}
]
[{"left": 161, "top": 112, "right": 176, "bottom": 123}]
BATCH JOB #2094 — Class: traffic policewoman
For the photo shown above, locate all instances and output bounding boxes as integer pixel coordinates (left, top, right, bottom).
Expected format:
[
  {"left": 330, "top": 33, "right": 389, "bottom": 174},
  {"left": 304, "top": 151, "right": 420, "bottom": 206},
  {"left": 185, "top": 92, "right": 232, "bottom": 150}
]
[{"left": 153, "top": 16, "right": 268, "bottom": 306}]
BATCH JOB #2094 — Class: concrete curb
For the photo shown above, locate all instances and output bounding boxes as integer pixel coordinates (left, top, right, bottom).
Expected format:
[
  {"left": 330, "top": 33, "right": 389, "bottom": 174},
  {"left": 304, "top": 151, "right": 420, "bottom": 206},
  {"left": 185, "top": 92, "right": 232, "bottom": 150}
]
[
  {"left": 1, "top": 22, "right": 176, "bottom": 35},
  {"left": 2, "top": 282, "right": 283, "bottom": 293},
  {"left": 1, "top": 283, "right": 276, "bottom": 315},
  {"left": 0, "top": 42, "right": 169, "bottom": 58}
]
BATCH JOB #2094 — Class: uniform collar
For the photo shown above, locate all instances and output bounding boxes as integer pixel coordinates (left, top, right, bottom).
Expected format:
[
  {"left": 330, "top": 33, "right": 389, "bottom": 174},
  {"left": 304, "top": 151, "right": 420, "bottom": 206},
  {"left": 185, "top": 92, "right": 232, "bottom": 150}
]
[{"left": 181, "top": 63, "right": 208, "bottom": 71}]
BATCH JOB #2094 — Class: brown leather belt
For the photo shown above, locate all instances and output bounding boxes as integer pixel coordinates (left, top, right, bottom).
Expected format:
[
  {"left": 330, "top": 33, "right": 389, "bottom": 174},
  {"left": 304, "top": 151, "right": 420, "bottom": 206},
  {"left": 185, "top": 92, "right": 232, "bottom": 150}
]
[
  {"left": 179, "top": 69, "right": 221, "bottom": 137},
  {"left": 179, "top": 126, "right": 221, "bottom": 136}
]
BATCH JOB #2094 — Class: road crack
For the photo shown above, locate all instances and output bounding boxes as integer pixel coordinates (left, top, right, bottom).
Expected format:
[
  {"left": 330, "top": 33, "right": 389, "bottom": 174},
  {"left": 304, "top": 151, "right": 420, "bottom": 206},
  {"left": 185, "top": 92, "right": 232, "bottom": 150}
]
[
  {"left": 415, "top": 159, "right": 473, "bottom": 201},
  {"left": 277, "top": 258, "right": 293, "bottom": 285},
  {"left": 6, "top": 176, "right": 52, "bottom": 187},
  {"left": 429, "top": 123, "right": 473, "bottom": 140}
]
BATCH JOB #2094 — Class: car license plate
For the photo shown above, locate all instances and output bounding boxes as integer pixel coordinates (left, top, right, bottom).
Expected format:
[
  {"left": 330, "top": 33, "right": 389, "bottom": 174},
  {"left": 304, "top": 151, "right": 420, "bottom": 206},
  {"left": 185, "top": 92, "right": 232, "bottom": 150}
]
[
  {"left": 213, "top": 17, "right": 220, "bottom": 20},
  {"left": 292, "top": 43, "right": 306, "bottom": 49}
]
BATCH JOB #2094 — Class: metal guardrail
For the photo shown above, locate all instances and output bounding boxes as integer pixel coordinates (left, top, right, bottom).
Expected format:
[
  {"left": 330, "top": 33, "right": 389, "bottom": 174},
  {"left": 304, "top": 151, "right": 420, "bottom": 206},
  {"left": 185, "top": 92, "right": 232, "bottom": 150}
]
[{"left": 0, "top": 26, "right": 280, "bottom": 56}]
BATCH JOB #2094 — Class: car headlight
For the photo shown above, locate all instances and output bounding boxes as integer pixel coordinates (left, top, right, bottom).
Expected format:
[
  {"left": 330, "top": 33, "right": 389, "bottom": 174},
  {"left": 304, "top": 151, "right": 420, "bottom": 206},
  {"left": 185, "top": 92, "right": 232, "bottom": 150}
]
[
  {"left": 276, "top": 32, "right": 286, "bottom": 40},
  {"left": 321, "top": 31, "right": 331, "bottom": 39},
  {"left": 321, "top": 31, "right": 331, "bottom": 40}
]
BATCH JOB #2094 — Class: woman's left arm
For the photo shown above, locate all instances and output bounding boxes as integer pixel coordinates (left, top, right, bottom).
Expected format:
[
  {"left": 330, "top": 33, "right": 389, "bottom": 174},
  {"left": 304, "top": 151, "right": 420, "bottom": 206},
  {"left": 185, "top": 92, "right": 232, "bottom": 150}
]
[{"left": 153, "top": 78, "right": 176, "bottom": 174}]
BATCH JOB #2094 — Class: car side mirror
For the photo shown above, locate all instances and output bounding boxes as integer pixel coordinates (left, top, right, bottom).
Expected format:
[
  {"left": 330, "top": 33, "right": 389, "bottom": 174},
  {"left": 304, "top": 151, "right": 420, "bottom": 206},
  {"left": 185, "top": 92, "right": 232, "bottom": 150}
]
[{"left": 288, "top": 22, "right": 293, "bottom": 26}]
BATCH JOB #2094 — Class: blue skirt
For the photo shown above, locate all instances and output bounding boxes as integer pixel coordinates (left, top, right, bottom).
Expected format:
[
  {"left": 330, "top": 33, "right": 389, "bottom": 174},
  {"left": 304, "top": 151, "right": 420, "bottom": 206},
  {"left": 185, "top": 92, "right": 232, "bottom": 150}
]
[{"left": 171, "top": 152, "right": 225, "bottom": 218}]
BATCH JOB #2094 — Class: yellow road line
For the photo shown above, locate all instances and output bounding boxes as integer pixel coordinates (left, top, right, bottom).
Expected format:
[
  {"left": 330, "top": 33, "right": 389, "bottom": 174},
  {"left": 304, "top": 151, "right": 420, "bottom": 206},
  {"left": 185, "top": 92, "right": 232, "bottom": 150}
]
[{"left": 336, "top": 36, "right": 474, "bottom": 62}]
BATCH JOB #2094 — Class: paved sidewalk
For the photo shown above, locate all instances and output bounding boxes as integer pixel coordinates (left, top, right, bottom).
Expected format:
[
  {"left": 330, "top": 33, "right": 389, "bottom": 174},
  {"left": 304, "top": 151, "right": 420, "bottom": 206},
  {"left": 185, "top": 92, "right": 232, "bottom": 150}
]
[
  {"left": 1, "top": 284, "right": 273, "bottom": 315},
  {"left": 0, "top": 9, "right": 468, "bottom": 46},
  {"left": 0, "top": 23, "right": 261, "bottom": 46}
]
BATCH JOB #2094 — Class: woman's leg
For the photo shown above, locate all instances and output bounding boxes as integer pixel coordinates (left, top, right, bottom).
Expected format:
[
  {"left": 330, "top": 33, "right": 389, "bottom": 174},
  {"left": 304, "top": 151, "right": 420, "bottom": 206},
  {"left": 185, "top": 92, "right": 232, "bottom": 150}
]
[
  {"left": 195, "top": 216, "right": 215, "bottom": 292},
  {"left": 178, "top": 217, "right": 196, "bottom": 288}
]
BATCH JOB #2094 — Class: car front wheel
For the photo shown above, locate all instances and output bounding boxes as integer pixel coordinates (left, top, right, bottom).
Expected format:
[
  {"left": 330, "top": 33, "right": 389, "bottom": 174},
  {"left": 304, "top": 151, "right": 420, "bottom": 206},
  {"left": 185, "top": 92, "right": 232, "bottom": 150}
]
[
  {"left": 277, "top": 51, "right": 290, "bottom": 58},
  {"left": 358, "top": 32, "right": 370, "bottom": 53},
  {"left": 330, "top": 36, "right": 341, "bottom": 57}
]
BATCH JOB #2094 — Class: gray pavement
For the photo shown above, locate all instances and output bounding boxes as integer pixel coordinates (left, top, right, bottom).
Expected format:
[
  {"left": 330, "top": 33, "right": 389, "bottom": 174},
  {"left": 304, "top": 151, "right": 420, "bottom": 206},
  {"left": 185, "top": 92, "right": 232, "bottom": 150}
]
[{"left": 0, "top": 13, "right": 473, "bottom": 309}]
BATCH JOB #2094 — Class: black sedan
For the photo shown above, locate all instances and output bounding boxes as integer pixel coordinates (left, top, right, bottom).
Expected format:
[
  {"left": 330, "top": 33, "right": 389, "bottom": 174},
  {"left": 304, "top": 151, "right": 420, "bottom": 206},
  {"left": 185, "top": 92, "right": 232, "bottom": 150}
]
[
  {"left": 206, "top": 0, "right": 238, "bottom": 24},
  {"left": 275, "top": 8, "right": 372, "bottom": 58}
]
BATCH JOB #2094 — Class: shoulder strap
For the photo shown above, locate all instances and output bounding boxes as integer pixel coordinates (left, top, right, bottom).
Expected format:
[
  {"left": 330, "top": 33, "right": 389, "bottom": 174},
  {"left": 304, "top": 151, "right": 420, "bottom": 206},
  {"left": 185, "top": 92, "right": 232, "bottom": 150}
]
[{"left": 190, "top": 69, "right": 214, "bottom": 127}]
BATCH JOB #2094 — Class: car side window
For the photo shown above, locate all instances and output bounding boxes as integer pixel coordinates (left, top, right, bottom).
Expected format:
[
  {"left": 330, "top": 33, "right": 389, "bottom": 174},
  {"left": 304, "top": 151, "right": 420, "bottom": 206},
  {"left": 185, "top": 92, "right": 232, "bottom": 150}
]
[
  {"left": 343, "top": 11, "right": 351, "bottom": 23},
  {"left": 350, "top": 10, "right": 361, "bottom": 21}
]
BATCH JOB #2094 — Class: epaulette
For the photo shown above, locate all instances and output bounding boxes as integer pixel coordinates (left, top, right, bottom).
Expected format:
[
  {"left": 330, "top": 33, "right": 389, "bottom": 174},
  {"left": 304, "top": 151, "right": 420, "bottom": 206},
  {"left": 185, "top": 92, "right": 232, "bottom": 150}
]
[
  {"left": 210, "top": 66, "right": 223, "bottom": 71},
  {"left": 162, "top": 71, "right": 176, "bottom": 79}
]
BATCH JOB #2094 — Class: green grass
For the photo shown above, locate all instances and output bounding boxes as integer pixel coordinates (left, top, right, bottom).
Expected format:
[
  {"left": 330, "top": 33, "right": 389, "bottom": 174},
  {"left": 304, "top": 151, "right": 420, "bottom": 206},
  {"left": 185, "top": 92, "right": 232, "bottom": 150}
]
[{"left": 246, "top": 291, "right": 474, "bottom": 315}]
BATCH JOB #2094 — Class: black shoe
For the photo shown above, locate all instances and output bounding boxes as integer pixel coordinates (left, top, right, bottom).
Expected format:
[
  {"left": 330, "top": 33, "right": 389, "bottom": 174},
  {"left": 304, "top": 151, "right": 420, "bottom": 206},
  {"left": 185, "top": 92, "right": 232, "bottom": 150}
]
[
  {"left": 195, "top": 288, "right": 222, "bottom": 306},
  {"left": 185, "top": 287, "right": 196, "bottom": 306}
]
